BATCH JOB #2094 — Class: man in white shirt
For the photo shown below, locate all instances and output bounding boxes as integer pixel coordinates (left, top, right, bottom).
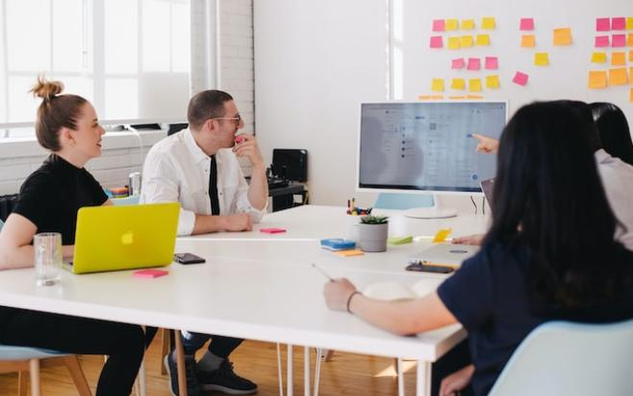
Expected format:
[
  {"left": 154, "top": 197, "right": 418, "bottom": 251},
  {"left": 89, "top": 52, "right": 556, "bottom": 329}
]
[{"left": 141, "top": 90, "right": 266, "bottom": 395}]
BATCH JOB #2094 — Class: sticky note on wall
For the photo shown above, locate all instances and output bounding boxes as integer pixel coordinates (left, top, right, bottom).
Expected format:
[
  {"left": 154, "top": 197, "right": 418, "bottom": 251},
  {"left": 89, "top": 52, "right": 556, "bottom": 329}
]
[
  {"left": 609, "top": 68, "right": 628, "bottom": 85},
  {"left": 448, "top": 37, "right": 461, "bottom": 50},
  {"left": 591, "top": 52, "right": 607, "bottom": 63},
  {"left": 461, "top": 19, "right": 475, "bottom": 30},
  {"left": 611, "top": 52, "right": 626, "bottom": 66},
  {"left": 595, "top": 36, "right": 610, "bottom": 47},
  {"left": 467, "top": 58, "right": 481, "bottom": 70},
  {"left": 468, "top": 78, "right": 482, "bottom": 92},
  {"left": 446, "top": 19, "right": 459, "bottom": 31},
  {"left": 451, "top": 78, "right": 466, "bottom": 90},
  {"left": 481, "top": 17, "right": 496, "bottom": 30},
  {"left": 612, "top": 34, "right": 626, "bottom": 47},
  {"left": 588, "top": 70, "right": 607, "bottom": 89},
  {"left": 612, "top": 17, "right": 626, "bottom": 30},
  {"left": 432, "top": 19, "right": 445, "bottom": 32},
  {"left": 430, "top": 36, "right": 444, "bottom": 48},
  {"left": 486, "top": 75, "right": 500, "bottom": 89},
  {"left": 521, "top": 35, "right": 536, "bottom": 48},
  {"left": 451, "top": 58, "right": 465, "bottom": 69},
  {"left": 553, "top": 28, "right": 572, "bottom": 45},
  {"left": 512, "top": 71, "right": 529, "bottom": 86},
  {"left": 461, "top": 35, "right": 474, "bottom": 48},
  {"left": 629, "top": 51, "right": 633, "bottom": 62},
  {"left": 485, "top": 56, "right": 498, "bottom": 70},
  {"left": 596, "top": 18, "right": 610, "bottom": 32},
  {"left": 627, "top": 17, "right": 633, "bottom": 30},
  {"left": 475, "top": 34, "right": 490, "bottom": 46},
  {"left": 520, "top": 18, "right": 534, "bottom": 31},
  {"left": 534, "top": 52, "right": 550, "bottom": 66},
  {"left": 628, "top": 33, "right": 633, "bottom": 47},
  {"left": 630, "top": 88, "right": 633, "bottom": 103},
  {"left": 432, "top": 78, "right": 445, "bottom": 92}
]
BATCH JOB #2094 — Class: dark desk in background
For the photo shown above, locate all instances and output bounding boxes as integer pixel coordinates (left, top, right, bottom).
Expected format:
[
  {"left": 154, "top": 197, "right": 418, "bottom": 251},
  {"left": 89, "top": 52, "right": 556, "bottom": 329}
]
[{"left": 269, "top": 183, "right": 307, "bottom": 212}]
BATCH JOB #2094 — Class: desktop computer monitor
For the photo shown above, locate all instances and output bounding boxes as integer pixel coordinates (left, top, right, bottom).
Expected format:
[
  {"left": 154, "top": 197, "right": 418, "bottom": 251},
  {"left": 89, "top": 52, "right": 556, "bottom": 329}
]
[{"left": 357, "top": 101, "right": 507, "bottom": 218}]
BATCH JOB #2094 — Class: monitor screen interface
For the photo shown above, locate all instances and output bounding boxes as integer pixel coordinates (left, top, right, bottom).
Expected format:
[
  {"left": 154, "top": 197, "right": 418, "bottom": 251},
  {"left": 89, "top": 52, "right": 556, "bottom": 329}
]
[{"left": 358, "top": 101, "right": 507, "bottom": 193}]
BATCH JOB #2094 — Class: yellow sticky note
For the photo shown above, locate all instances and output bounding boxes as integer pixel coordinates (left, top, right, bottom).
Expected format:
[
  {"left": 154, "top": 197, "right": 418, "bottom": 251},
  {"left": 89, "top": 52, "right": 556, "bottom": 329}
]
[
  {"left": 460, "top": 35, "right": 474, "bottom": 48},
  {"left": 432, "top": 228, "right": 452, "bottom": 243},
  {"left": 481, "top": 17, "right": 496, "bottom": 30},
  {"left": 628, "top": 17, "right": 633, "bottom": 30},
  {"left": 446, "top": 19, "right": 459, "bottom": 31},
  {"left": 451, "top": 78, "right": 466, "bottom": 90},
  {"left": 534, "top": 52, "right": 550, "bottom": 66},
  {"left": 335, "top": 249, "right": 364, "bottom": 257},
  {"left": 461, "top": 19, "right": 475, "bottom": 30},
  {"left": 448, "top": 36, "right": 461, "bottom": 50},
  {"left": 612, "top": 52, "right": 626, "bottom": 66},
  {"left": 553, "top": 27, "right": 572, "bottom": 46},
  {"left": 588, "top": 71, "right": 607, "bottom": 89},
  {"left": 475, "top": 34, "right": 490, "bottom": 46},
  {"left": 468, "top": 78, "right": 482, "bottom": 92},
  {"left": 486, "top": 75, "right": 500, "bottom": 89},
  {"left": 431, "top": 78, "right": 445, "bottom": 92},
  {"left": 609, "top": 68, "right": 629, "bottom": 86},
  {"left": 521, "top": 34, "right": 536, "bottom": 48},
  {"left": 591, "top": 52, "right": 607, "bottom": 63}
]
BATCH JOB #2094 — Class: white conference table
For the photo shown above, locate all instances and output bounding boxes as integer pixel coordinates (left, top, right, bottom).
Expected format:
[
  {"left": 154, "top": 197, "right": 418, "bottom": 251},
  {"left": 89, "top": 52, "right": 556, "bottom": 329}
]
[{"left": 0, "top": 205, "right": 489, "bottom": 396}]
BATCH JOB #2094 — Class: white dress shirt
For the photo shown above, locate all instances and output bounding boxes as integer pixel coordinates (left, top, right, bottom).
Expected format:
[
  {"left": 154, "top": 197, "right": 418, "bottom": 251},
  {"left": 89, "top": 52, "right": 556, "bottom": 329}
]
[
  {"left": 595, "top": 149, "right": 633, "bottom": 250},
  {"left": 140, "top": 128, "right": 266, "bottom": 235}
]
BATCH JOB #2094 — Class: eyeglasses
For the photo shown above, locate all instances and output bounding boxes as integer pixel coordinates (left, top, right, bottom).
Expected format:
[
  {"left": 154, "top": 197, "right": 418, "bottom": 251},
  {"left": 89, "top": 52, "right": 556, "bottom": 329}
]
[{"left": 211, "top": 114, "right": 242, "bottom": 125}]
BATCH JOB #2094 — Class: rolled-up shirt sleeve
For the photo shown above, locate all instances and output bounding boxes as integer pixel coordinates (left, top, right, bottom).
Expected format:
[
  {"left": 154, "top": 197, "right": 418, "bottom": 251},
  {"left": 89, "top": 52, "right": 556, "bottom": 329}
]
[{"left": 234, "top": 168, "right": 267, "bottom": 223}]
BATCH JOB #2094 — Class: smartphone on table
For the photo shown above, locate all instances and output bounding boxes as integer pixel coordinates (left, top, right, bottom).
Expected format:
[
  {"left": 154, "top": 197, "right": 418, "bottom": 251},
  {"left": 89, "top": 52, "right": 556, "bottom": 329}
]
[
  {"left": 174, "top": 253, "right": 206, "bottom": 265},
  {"left": 405, "top": 262, "right": 454, "bottom": 274}
]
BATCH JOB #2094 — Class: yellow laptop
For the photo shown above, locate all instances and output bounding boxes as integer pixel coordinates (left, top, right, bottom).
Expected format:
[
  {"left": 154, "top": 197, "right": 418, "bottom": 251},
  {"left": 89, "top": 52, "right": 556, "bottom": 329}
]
[{"left": 68, "top": 203, "right": 180, "bottom": 274}]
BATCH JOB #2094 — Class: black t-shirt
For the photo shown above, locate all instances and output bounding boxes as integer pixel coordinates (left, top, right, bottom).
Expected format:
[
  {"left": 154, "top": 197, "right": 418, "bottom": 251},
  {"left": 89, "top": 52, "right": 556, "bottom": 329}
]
[
  {"left": 437, "top": 242, "right": 633, "bottom": 396},
  {"left": 0, "top": 154, "right": 107, "bottom": 328}
]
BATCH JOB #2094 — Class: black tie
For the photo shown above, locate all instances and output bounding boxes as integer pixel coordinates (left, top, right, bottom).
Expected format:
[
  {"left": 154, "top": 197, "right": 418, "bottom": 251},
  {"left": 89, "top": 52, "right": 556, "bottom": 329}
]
[{"left": 209, "top": 155, "right": 220, "bottom": 215}]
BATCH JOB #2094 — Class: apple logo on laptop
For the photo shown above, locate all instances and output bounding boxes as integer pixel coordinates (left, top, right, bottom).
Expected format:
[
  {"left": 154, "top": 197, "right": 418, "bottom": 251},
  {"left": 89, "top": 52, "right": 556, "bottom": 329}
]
[{"left": 121, "top": 230, "right": 134, "bottom": 245}]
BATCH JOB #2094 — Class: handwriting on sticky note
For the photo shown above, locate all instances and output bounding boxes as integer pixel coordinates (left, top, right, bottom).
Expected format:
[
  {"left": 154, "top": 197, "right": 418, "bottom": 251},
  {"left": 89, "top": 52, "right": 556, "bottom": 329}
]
[
  {"left": 431, "top": 78, "right": 445, "bottom": 92},
  {"left": 553, "top": 28, "right": 572, "bottom": 46},
  {"left": 512, "top": 71, "right": 529, "bottom": 86},
  {"left": 591, "top": 52, "right": 607, "bottom": 63},
  {"left": 467, "top": 58, "right": 481, "bottom": 71},
  {"left": 520, "top": 18, "right": 534, "bottom": 31},
  {"left": 588, "top": 70, "right": 607, "bottom": 89},
  {"left": 612, "top": 34, "right": 626, "bottom": 47},
  {"left": 609, "top": 68, "right": 628, "bottom": 86},
  {"left": 611, "top": 17, "right": 626, "bottom": 30},
  {"left": 521, "top": 34, "right": 535, "bottom": 48},
  {"left": 595, "top": 36, "right": 610, "bottom": 48},
  {"left": 596, "top": 18, "right": 610, "bottom": 32},
  {"left": 335, "top": 249, "right": 364, "bottom": 257},
  {"left": 460, "top": 35, "right": 474, "bottom": 48},
  {"left": 475, "top": 34, "right": 490, "bottom": 46},
  {"left": 534, "top": 52, "right": 549, "bottom": 66},
  {"left": 611, "top": 52, "right": 626, "bottom": 66},
  {"left": 468, "top": 78, "right": 482, "bottom": 92},
  {"left": 448, "top": 36, "right": 461, "bottom": 50},
  {"left": 432, "top": 19, "right": 445, "bottom": 32},
  {"left": 486, "top": 75, "right": 500, "bottom": 89},
  {"left": 451, "top": 58, "right": 465, "bottom": 69},
  {"left": 430, "top": 36, "right": 444, "bottom": 49},
  {"left": 481, "top": 17, "right": 495, "bottom": 30},
  {"left": 260, "top": 228, "right": 287, "bottom": 234},
  {"left": 485, "top": 56, "right": 498, "bottom": 70},
  {"left": 446, "top": 19, "right": 459, "bottom": 31},
  {"left": 451, "top": 78, "right": 465, "bottom": 90},
  {"left": 461, "top": 19, "right": 475, "bottom": 30},
  {"left": 432, "top": 228, "right": 452, "bottom": 243},
  {"left": 134, "top": 269, "right": 169, "bottom": 279}
]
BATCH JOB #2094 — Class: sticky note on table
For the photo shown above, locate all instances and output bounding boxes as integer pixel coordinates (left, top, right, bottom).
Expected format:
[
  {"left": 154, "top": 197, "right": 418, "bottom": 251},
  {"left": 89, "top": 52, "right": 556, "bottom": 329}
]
[
  {"left": 134, "top": 269, "right": 169, "bottom": 279},
  {"left": 627, "top": 17, "right": 633, "bottom": 30},
  {"left": 451, "top": 58, "right": 465, "bottom": 69},
  {"left": 486, "top": 75, "right": 500, "bottom": 89},
  {"left": 512, "top": 71, "right": 529, "bottom": 86},
  {"left": 609, "top": 68, "right": 628, "bottom": 85},
  {"left": 432, "top": 19, "right": 445, "bottom": 32},
  {"left": 335, "top": 249, "right": 364, "bottom": 257},
  {"left": 534, "top": 52, "right": 549, "bottom": 66},
  {"left": 431, "top": 78, "right": 445, "bottom": 92},
  {"left": 461, "top": 19, "right": 475, "bottom": 30},
  {"left": 595, "top": 35, "right": 610, "bottom": 47},
  {"left": 481, "top": 17, "right": 496, "bottom": 30},
  {"left": 612, "top": 34, "right": 626, "bottom": 47},
  {"left": 446, "top": 19, "right": 459, "bottom": 31},
  {"left": 430, "top": 36, "right": 444, "bottom": 49},
  {"left": 596, "top": 18, "right": 611, "bottom": 32},
  {"left": 432, "top": 228, "right": 452, "bottom": 243},
  {"left": 521, "top": 34, "right": 536, "bottom": 48},
  {"left": 448, "top": 36, "right": 461, "bottom": 49},
  {"left": 591, "top": 52, "right": 607, "bottom": 63},
  {"left": 520, "top": 18, "right": 534, "bottom": 31},
  {"left": 468, "top": 78, "right": 482, "bottom": 92},
  {"left": 612, "top": 17, "right": 626, "bottom": 30},
  {"left": 612, "top": 52, "right": 626, "bottom": 66},
  {"left": 475, "top": 34, "right": 490, "bottom": 46},
  {"left": 460, "top": 35, "right": 474, "bottom": 48},
  {"left": 388, "top": 235, "right": 413, "bottom": 245},
  {"left": 451, "top": 78, "right": 466, "bottom": 90},
  {"left": 588, "top": 70, "right": 608, "bottom": 89},
  {"left": 553, "top": 28, "right": 572, "bottom": 45},
  {"left": 260, "top": 227, "right": 287, "bottom": 234},
  {"left": 485, "top": 56, "right": 498, "bottom": 70},
  {"left": 467, "top": 57, "right": 481, "bottom": 70}
]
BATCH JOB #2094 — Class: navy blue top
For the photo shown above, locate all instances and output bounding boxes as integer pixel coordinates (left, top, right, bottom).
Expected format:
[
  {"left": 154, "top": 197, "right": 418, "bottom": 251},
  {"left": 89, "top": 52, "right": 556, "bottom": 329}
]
[{"left": 437, "top": 242, "right": 633, "bottom": 396}]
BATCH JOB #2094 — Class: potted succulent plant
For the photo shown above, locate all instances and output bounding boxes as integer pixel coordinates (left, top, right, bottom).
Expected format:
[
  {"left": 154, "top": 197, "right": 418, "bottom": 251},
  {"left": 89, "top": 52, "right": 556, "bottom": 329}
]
[{"left": 356, "top": 215, "right": 389, "bottom": 252}]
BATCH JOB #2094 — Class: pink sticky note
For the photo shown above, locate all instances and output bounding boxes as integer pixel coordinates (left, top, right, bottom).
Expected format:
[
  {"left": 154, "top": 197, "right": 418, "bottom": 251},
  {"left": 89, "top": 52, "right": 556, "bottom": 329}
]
[
  {"left": 134, "top": 269, "right": 169, "bottom": 278},
  {"left": 612, "top": 34, "right": 626, "bottom": 47},
  {"left": 432, "top": 19, "right": 445, "bottom": 32},
  {"left": 260, "top": 228, "right": 287, "bottom": 234},
  {"left": 512, "top": 71, "right": 529, "bottom": 86},
  {"left": 467, "top": 58, "right": 481, "bottom": 71},
  {"left": 451, "top": 58, "right": 465, "bottom": 69},
  {"left": 612, "top": 17, "right": 626, "bottom": 30},
  {"left": 485, "top": 56, "right": 498, "bottom": 70},
  {"left": 595, "top": 35, "right": 610, "bottom": 47},
  {"left": 430, "top": 36, "right": 444, "bottom": 49},
  {"left": 596, "top": 18, "right": 610, "bottom": 32},
  {"left": 520, "top": 18, "right": 534, "bottom": 31}
]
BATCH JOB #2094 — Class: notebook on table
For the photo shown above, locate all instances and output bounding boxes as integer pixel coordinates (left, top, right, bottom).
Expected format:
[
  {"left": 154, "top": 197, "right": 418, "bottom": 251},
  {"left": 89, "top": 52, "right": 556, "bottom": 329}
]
[
  {"left": 408, "top": 243, "right": 480, "bottom": 268},
  {"left": 67, "top": 202, "right": 180, "bottom": 274}
]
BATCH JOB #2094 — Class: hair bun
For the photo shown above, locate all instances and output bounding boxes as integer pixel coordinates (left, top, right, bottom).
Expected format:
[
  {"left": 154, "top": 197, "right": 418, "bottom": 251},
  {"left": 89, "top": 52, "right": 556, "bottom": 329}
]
[{"left": 30, "top": 75, "right": 64, "bottom": 100}]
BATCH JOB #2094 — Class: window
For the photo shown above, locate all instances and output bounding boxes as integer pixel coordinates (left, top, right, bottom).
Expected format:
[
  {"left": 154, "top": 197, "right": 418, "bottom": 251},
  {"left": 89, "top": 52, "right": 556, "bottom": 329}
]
[{"left": 0, "top": 0, "right": 190, "bottom": 137}]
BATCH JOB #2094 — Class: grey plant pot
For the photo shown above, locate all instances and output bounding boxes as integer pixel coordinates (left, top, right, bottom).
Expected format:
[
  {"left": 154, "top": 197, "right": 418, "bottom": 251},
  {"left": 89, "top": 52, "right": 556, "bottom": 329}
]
[{"left": 356, "top": 222, "right": 388, "bottom": 252}]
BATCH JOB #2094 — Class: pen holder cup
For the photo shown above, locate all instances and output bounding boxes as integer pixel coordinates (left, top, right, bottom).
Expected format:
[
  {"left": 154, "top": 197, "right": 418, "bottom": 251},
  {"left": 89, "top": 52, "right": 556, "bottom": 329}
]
[
  {"left": 356, "top": 222, "right": 388, "bottom": 253},
  {"left": 346, "top": 215, "right": 362, "bottom": 242}
]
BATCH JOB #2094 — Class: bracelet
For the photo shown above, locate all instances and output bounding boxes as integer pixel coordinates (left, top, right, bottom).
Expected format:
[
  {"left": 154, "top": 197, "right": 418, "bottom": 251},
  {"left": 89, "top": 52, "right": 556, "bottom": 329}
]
[{"left": 346, "top": 291, "right": 362, "bottom": 313}]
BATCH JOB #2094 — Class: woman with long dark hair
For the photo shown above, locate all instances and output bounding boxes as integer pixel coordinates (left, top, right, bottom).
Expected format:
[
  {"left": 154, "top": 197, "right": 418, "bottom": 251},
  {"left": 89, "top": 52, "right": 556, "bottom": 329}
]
[{"left": 324, "top": 101, "right": 633, "bottom": 396}]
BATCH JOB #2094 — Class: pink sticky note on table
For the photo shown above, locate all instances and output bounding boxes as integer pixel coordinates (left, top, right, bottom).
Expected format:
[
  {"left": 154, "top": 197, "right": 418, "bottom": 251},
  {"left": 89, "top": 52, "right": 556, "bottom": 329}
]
[
  {"left": 512, "top": 71, "right": 529, "bottom": 86},
  {"left": 260, "top": 228, "right": 287, "bottom": 234},
  {"left": 595, "top": 36, "right": 610, "bottom": 47},
  {"left": 451, "top": 58, "right": 465, "bottom": 69},
  {"left": 485, "top": 56, "right": 498, "bottom": 70},
  {"left": 612, "top": 34, "right": 626, "bottom": 47},
  {"left": 467, "top": 58, "right": 481, "bottom": 71},
  {"left": 520, "top": 18, "right": 534, "bottom": 31},
  {"left": 596, "top": 18, "right": 610, "bottom": 32},
  {"left": 430, "top": 36, "right": 444, "bottom": 49},
  {"left": 432, "top": 19, "right": 445, "bottom": 32},
  {"left": 612, "top": 17, "right": 626, "bottom": 30},
  {"left": 134, "top": 269, "right": 169, "bottom": 279}
]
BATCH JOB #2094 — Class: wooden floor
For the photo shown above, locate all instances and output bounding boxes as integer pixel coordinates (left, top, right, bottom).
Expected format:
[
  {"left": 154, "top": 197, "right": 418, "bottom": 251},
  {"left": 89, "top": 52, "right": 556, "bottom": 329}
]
[{"left": 0, "top": 332, "right": 419, "bottom": 395}]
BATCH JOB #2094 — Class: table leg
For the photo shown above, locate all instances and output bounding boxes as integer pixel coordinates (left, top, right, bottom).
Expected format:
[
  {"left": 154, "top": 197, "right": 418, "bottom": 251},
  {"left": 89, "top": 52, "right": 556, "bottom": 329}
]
[
  {"left": 397, "top": 358, "right": 405, "bottom": 396},
  {"left": 416, "top": 360, "right": 431, "bottom": 396},
  {"left": 313, "top": 348, "right": 322, "bottom": 396},
  {"left": 277, "top": 343, "right": 284, "bottom": 396},
  {"left": 304, "top": 347, "right": 311, "bottom": 396},
  {"left": 174, "top": 330, "right": 188, "bottom": 396},
  {"left": 287, "top": 344, "right": 293, "bottom": 396}
]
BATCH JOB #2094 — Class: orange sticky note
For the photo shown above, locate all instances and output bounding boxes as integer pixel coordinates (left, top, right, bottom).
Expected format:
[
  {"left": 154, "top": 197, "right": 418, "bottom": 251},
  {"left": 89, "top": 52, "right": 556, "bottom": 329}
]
[
  {"left": 591, "top": 52, "right": 607, "bottom": 63},
  {"left": 612, "top": 52, "right": 626, "bottom": 66},
  {"left": 628, "top": 33, "right": 633, "bottom": 47},
  {"left": 521, "top": 34, "right": 536, "bottom": 48},
  {"left": 466, "top": 95, "right": 484, "bottom": 99},
  {"left": 468, "top": 78, "right": 482, "bottom": 92},
  {"left": 630, "top": 88, "right": 633, "bottom": 103},
  {"left": 588, "top": 71, "right": 608, "bottom": 89},
  {"left": 630, "top": 51, "right": 633, "bottom": 62},
  {"left": 451, "top": 78, "right": 466, "bottom": 90},
  {"left": 335, "top": 249, "right": 364, "bottom": 257},
  {"left": 553, "top": 28, "right": 572, "bottom": 46},
  {"left": 481, "top": 17, "right": 496, "bottom": 30},
  {"left": 446, "top": 19, "right": 459, "bottom": 31},
  {"left": 431, "top": 78, "right": 445, "bottom": 92},
  {"left": 461, "top": 19, "right": 475, "bottom": 30},
  {"left": 448, "top": 36, "right": 461, "bottom": 50},
  {"left": 460, "top": 35, "right": 474, "bottom": 48},
  {"left": 432, "top": 228, "right": 452, "bottom": 243},
  {"left": 534, "top": 52, "right": 549, "bottom": 66},
  {"left": 609, "top": 68, "right": 628, "bottom": 86},
  {"left": 449, "top": 96, "right": 466, "bottom": 99},
  {"left": 475, "top": 34, "right": 490, "bottom": 46},
  {"left": 486, "top": 75, "right": 500, "bottom": 89}
]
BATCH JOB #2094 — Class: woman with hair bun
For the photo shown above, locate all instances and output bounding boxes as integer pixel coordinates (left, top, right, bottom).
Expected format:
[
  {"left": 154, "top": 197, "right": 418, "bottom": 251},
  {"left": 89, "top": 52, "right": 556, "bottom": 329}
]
[{"left": 0, "top": 76, "right": 146, "bottom": 396}]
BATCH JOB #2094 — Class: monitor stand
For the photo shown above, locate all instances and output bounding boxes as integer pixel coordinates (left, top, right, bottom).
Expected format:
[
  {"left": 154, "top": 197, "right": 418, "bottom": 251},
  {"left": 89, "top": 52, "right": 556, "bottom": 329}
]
[{"left": 403, "top": 195, "right": 457, "bottom": 219}]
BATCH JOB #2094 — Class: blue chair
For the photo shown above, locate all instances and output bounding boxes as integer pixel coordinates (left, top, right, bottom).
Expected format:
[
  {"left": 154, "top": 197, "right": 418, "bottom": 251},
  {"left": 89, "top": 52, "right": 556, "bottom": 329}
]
[
  {"left": 488, "top": 319, "right": 633, "bottom": 396},
  {"left": 0, "top": 344, "right": 92, "bottom": 396},
  {"left": 373, "top": 193, "right": 434, "bottom": 210}
]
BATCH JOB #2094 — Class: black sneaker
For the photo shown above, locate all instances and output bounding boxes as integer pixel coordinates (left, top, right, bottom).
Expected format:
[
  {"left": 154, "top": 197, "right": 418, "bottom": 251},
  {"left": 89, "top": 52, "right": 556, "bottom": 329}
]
[
  {"left": 198, "top": 359, "right": 258, "bottom": 395},
  {"left": 163, "top": 352, "right": 201, "bottom": 396}
]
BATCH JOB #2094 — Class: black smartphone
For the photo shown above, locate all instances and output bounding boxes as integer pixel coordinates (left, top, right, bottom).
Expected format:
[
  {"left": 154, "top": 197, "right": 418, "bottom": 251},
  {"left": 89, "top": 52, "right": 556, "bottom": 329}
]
[
  {"left": 174, "top": 253, "right": 206, "bottom": 265},
  {"left": 405, "top": 262, "right": 454, "bottom": 274}
]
